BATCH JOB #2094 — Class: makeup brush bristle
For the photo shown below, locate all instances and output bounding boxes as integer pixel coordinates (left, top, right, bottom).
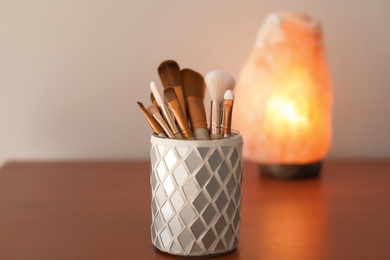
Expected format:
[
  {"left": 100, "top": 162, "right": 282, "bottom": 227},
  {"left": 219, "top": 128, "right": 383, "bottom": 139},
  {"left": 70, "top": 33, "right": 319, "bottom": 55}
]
[
  {"left": 147, "top": 104, "right": 160, "bottom": 115},
  {"left": 181, "top": 69, "right": 206, "bottom": 100},
  {"left": 163, "top": 87, "right": 177, "bottom": 103},
  {"left": 205, "top": 70, "right": 236, "bottom": 101},
  {"left": 158, "top": 60, "right": 182, "bottom": 87},
  {"left": 150, "top": 81, "right": 164, "bottom": 106},
  {"left": 224, "top": 89, "right": 234, "bottom": 100}
]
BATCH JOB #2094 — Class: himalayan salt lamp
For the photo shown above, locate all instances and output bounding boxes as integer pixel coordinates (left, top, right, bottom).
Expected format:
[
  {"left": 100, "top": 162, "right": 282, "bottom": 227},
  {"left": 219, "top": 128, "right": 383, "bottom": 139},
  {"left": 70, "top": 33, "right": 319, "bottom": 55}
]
[{"left": 234, "top": 12, "right": 332, "bottom": 179}]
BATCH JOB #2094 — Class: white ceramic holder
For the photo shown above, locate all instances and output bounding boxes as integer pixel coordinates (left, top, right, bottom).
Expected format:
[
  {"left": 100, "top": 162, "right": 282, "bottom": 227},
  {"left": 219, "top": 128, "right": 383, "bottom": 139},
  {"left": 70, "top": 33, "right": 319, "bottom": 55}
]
[{"left": 150, "top": 132, "right": 243, "bottom": 256}]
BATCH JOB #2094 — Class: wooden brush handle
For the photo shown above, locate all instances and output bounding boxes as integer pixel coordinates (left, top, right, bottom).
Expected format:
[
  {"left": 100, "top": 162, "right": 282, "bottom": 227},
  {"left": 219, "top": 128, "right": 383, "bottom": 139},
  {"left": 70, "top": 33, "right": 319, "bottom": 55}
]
[
  {"left": 187, "top": 96, "right": 209, "bottom": 140},
  {"left": 173, "top": 86, "right": 187, "bottom": 119}
]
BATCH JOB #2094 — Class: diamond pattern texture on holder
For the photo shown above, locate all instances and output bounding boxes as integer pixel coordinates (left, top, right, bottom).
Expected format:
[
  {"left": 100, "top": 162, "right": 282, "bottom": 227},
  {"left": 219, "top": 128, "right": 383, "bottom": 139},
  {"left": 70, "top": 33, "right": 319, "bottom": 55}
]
[
  {"left": 151, "top": 146, "right": 158, "bottom": 168},
  {"left": 168, "top": 216, "right": 182, "bottom": 235},
  {"left": 156, "top": 161, "right": 166, "bottom": 181},
  {"left": 233, "top": 211, "right": 241, "bottom": 232},
  {"left": 179, "top": 204, "right": 196, "bottom": 226},
  {"left": 230, "top": 148, "right": 239, "bottom": 168},
  {"left": 190, "top": 218, "right": 206, "bottom": 239},
  {"left": 155, "top": 236, "right": 162, "bottom": 250},
  {"left": 150, "top": 135, "right": 243, "bottom": 256},
  {"left": 226, "top": 175, "right": 237, "bottom": 197},
  {"left": 155, "top": 185, "right": 166, "bottom": 207},
  {"left": 193, "top": 192, "right": 208, "bottom": 213},
  {"left": 195, "top": 165, "right": 211, "bottom": 188},
  {"left": 161, "top": 201, "right": 173, "bottom": 222},
  {"left": 151, "top": 197, "right": 158, "bottom": 216},
  {"left": 178, "top": 228, "right": 193, "bottom": 250},
  {"left": 208, "top": 149, "right": 222, "bottom": 172},
  {"left": 202, "top": 204, "right": 217, "bottom": 224},
  {"left": 234, "top": 185, "right": 242, "bottom": 206},
  {"left": 156, "top": 186, "right": 167, "bottom": 207},
  {"left": 225, "top": 201, "right": 236, "bottom": 220},
  {"left": 154, "top": 213, "right": 164, "bottom": 233},
  {"left": 214, "top": 215, "right": 227, "bottom": 236},
  {"left": 190, "top": 242, "right": 203, "bottom": 254},
  {"left": 164, "top": 149, "right": 177, "bottom": 170},
  {"left": 170, "top": 190, "right": 185, "bottom": 211},
  {"left": 160, "top": 227, "right": 172, "bottom": 248},
  {"left": 157, "top": 145, "right": 165, "bottom": 156},
  {"left": 173, "top": 163, "right": 188, "bottom": 186},
  {"left": 206, "top": 176, "right": 220, "bottom": 199},
  {"left": 215, "top": 240, "right": 225, "bottom": 251},
  {"left": 170, "top": 242, "right": 181, "bottom": 253},
  {"left": 151, "top": 172, "right": 157, "bottom": 192},
  {"left": 163, "top": 175, "right": 175, "bottom": 196},
  {"left": 215, "top": 191, "right": 228, "bottom": 212},
  {"left": 235, "top": 161, "right": 242, "bottom": 181},
  {"left": 185, "top": 150, "right": 202, "bottom": 172},
  {"left": 218, "top": 161, "right": 230, "bottom": 183},
  {"left": 197, "top": 147, "right": 210, "bottom": 159},
  {"left": 202, "top": 229, "right": 217, "bottom": 250},
  {"left": 221, "top": 146, "right": 232, "bottom": 157},
  {"left": 176, "top": 146, "right": 189, "bottom": 158},
  {"left": 182, "top": 179, "right": 199, "bottom": 200},
  {"left": 223, "top": 225, "right": 235, "bottom": 247}
]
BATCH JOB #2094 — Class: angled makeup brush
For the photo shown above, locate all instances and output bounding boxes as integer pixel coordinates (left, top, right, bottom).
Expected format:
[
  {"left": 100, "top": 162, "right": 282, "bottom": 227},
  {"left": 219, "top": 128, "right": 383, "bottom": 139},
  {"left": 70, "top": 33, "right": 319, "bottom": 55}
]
[
  {"left": 148, "top": 104, "right": 175, "bottom": 139},
  {"left": 181, "top": 68, "right": 209, "bottom": 140},
  {"left": 150, "top": 81, "right": 182, "bottom": 139},
  {"left": 205, "top": 70, "right": 236, "bottom": 139},
  {"left": 164, "top": 87, "right": 193, "bottom": 139},
  {"left": 223, "top": 89, "right": 235, "bottom": 138},
  {"left": 137, "top": 102, "right": 167, "bottom": 138},
  {"left": 158, "top": 60, "right": 187, "bottom": 119}
]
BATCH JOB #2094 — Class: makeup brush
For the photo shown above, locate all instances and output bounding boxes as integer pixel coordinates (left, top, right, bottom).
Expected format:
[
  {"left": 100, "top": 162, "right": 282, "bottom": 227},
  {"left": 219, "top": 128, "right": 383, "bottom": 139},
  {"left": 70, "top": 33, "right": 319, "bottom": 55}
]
[
  {"left": 158, "top": 60, "right": 187, "bottom": 119},
  {"left": 223, "top": 89, "right": 234, "bottom": 138},
  {"left": 137, "top": 102, "right": 167, "bottom": 138},
  {"left": 147, "top": 104, "right": 175, "bottom": 139},
  {"left": 164, "top": 87, "right": 193, "bottom": 139},
  {"left": 205, "top": 70, "right": 236, "bottom": 139},
  {"left": 150, "top": 81, "right": 183, "bottom": 139},
  {"left": 150, "top": 93, "right": 159, "bottom": 110},
  {"left": 181, "top": 68, "right": 209, "bottom": 140}
]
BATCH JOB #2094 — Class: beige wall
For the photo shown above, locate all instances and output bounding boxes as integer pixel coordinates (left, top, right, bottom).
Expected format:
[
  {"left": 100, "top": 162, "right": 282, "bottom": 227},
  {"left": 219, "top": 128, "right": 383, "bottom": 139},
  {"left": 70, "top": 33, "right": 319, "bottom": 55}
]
[{"left": 1, "top": 0, "right": 390, "bottom": 166}]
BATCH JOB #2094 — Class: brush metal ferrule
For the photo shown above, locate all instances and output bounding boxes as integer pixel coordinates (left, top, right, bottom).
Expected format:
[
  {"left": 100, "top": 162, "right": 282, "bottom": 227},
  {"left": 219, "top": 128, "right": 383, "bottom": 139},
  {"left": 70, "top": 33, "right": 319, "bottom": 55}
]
[
  {"left": 209, "top": 100, "right": 223, "bottom": 139},
  {"left": 223, "top": 99, "right": 234, "bottom": 138}
]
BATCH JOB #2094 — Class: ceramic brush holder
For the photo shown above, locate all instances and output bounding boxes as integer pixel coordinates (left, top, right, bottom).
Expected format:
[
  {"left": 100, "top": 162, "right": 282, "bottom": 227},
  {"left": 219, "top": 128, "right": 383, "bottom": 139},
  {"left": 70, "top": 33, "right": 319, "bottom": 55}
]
[{"left": 149, "top": 132, "right": 243, "bottom": 257}]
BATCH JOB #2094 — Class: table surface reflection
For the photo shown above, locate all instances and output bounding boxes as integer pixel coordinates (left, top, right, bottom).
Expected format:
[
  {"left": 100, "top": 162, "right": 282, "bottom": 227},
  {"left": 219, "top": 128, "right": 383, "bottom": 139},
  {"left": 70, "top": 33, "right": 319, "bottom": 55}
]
[{"left": 0, "top": 160, "right": 389, "bottom": 259}]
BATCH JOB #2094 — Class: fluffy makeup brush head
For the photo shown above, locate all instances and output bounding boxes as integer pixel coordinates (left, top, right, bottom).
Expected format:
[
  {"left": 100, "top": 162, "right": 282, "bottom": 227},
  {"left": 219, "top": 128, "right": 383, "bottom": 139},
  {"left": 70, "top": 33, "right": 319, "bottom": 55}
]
[
  {"left": 158, "top": 60, "right": 182, "bottom": 88},
  {"left": 181, "top": 69, "right": 206, "bottom": 100},
  {"left": 205, "top": 70, "right": 236, "bottom": 101}
]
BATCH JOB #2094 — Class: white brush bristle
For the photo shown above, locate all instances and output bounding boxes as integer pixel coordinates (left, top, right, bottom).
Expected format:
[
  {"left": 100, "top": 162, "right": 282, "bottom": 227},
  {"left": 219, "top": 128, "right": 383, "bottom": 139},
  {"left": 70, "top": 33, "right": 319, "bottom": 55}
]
[
  {"left": 224, "top": 89, "right": 234, "bottom": 100},
  {"left": 150, "top": 81, "right": 164, "bottom": 105},
  {"left": 205, "top": 70, "right": 236, "bottom": 101}
]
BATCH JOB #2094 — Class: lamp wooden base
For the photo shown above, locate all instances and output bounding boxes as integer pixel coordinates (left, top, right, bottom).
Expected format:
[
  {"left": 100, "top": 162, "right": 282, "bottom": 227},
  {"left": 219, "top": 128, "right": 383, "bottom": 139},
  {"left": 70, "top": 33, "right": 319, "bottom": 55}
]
[{"left": 259, "top": 161, "right": 322, "bottom": 180}]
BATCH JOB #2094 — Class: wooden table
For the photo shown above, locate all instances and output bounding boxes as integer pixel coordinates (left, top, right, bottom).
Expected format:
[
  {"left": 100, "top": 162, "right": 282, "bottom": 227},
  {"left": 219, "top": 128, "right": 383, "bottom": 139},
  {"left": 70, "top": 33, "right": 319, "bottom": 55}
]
[{"left": 0, "top": 160, "right": 390, "bottom": 259}]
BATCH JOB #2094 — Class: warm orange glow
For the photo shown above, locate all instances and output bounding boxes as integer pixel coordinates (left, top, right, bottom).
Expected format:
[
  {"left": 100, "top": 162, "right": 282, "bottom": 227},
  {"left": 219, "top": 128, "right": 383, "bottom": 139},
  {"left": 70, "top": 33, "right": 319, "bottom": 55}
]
[{"left": 234, "top": 13, "right": 332, "bottom": 164}]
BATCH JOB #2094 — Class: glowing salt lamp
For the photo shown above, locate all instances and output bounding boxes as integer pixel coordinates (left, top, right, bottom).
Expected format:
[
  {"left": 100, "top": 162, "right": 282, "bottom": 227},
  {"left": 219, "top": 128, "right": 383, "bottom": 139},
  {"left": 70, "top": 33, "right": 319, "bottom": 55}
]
[{"left": 234, "top": 12, "right": 332, "bottom": 179}]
